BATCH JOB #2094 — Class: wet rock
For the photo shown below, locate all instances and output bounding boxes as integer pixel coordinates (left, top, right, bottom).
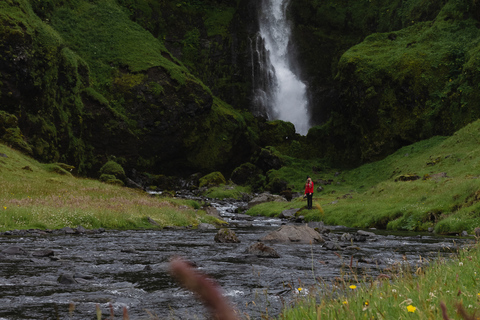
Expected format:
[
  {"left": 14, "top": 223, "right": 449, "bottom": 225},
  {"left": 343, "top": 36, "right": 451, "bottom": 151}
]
[
  {"left": 261, "top": 225, "right": 324, "bottom": 243},
  {"left": 121, "top": 247, "right": 137, "bottom": 253},
  {"left": 248, "top": 192, "right": 286, "bottom": 208},
  {"left": 279, "top": 208, "right": 298, "bottom": 219},
  {"left": 231, "top": 213, "right": 254, "bottom": 221},
  {"left": 58, "top": 274, "right": 77, "bottom": 284},
  {"left": 323, "top": 242, "right": 342, "bottom": 251},
  {"left": 307, "top": 221, "right": 328, "bottom": 233},
  {"left": 228, "top": 221, "right": 253, "bottom": 228},
  {"left": 61, "top": 227, "right": 76, "bottom": 234},
  {"left": 143, "top": 265, "right": 153, "bottom": 271},
  {"left": 357, "top": 230, "right": 376, "bottom": 238},
  {"left": 214, "top": 228, "right": 240, "bottom": 243},
  {"left": 75, "top": 226, "right": 87, "bottom": 234},
  {"left": 197, "top": 223, "right": 216, "bottom": 230},
  {"left": 461, "top": 230, "right": 469, "bottom": 237},
  {"left": 32, "top": 249, "right": 55, "bottom": 257},
  {"left": 353, "top": 234, "right": 367, "bottom": 242},
  {"left": 2, "top": 246, "right": 27, "bottom": 255},
  {"left": 341, "top": 233, "right": 352, "bottom": 242},
  {"left": 245, "top": 242, "right": 280, "bottom": 258}
]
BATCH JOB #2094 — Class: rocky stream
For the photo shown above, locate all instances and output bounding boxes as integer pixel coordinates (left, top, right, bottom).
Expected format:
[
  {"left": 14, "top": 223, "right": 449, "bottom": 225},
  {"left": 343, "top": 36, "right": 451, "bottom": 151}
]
[{"left": 0, "top": 196, "right": 473, "bottom": 320}]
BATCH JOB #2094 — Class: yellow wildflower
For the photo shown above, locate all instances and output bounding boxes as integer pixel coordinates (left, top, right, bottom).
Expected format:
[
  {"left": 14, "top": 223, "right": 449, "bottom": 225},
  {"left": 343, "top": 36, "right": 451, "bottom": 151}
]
[
  {"left": 349, "top": 285, "right": 357, "bottom": 290},
  {"left": 407, "top": 305, "right": 416, "bottom": 313}
]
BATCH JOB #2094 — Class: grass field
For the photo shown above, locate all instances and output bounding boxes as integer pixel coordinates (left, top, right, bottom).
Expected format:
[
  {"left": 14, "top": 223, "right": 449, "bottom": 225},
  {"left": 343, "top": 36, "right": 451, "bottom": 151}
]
[{"left": 0, "top": 143, "right": 218, "bottom": 232}]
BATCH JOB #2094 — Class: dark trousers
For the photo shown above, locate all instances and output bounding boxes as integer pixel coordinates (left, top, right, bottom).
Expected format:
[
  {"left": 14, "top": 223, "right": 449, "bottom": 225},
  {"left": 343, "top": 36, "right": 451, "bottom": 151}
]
[{"left": 306, "top": 194, "right": 313, "bottom": 209}]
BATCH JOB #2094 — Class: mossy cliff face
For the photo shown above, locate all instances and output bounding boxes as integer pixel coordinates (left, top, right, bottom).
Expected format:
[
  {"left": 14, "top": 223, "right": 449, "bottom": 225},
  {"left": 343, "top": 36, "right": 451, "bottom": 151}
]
[
  {"left": 289, "top": 0, "right": 480, "bottom": 165},
  {"left": 115, "top": 0, "right": 258, "bottom": 111},
  {"left": 0, "top": 0, "right": 258, "bottom": 176}
]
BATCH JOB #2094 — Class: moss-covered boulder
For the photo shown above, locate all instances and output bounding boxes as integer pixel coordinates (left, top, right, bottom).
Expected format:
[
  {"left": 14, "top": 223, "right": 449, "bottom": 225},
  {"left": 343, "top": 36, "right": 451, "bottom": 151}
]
[
  {"left": 99, "top": 161, "right": 126, "bottom": 181},
  {"left": 253, "top": 147, "right": 284, "bottom": 173},
  {"left": 199, "top": 171, "right": 226, "bottom": 189},
  {"left": 230, "top": 162, "right": 265, "bottom": 191}
]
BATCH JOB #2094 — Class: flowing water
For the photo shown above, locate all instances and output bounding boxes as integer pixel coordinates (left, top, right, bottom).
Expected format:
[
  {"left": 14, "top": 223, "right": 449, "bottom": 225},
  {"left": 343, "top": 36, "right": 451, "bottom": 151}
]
[
  {"left": 0, "top": 198, "right": 471, "bottom": 320},
  {"left": 252, "top": 0, "right": 310, "bottom": 135}
]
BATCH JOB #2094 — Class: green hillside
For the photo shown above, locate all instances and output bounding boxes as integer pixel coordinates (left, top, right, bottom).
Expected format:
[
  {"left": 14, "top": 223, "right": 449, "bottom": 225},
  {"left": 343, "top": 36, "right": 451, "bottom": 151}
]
[
  {"left": 249, "top": 118, "right": 480, "bottom": 234},
  {"left": 0, "top": 143, "right": 219, "bottom": 232}
]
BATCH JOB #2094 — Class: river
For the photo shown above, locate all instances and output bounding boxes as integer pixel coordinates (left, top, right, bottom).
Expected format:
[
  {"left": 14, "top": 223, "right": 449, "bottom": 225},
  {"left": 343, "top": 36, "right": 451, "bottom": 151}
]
[{"left": 0, "top": 198, "right": 471, "bottom": 319}]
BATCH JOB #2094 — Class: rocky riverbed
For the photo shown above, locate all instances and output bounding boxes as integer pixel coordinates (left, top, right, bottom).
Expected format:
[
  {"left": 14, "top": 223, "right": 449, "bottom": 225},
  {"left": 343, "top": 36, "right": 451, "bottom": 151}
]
[{"left": 0, "top": 197, "right": 473, "bottom": 320}]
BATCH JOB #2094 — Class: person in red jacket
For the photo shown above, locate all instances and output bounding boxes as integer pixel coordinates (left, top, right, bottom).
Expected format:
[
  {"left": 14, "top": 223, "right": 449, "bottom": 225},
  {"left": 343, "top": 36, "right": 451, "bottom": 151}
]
[{"left": 304, "top": 176, "right": 314, "bottom": 209}]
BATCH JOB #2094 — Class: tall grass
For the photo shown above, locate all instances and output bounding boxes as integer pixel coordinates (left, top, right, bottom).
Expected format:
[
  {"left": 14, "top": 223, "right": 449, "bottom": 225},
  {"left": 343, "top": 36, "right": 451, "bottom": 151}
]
[
  {"left": 279, "top": 242, "right": 480, "bottom": 320},
  {"left": 0, "top": 144, "right": 217, "bottom": 232}
]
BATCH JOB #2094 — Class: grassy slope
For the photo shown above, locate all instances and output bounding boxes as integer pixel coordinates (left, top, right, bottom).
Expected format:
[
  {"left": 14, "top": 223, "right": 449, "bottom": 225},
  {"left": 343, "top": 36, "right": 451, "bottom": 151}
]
[
  {"left": 0, "top": 144, "right": 218, "bottom": 232},
  {"left": 248, "top": 118, "right": 480, "bottom": 234}
]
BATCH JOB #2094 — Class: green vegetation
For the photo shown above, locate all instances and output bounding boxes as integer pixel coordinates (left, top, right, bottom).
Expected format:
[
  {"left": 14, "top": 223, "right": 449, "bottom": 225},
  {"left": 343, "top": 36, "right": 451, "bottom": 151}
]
[
  {"left": 203, "top": 183, "right": 251, "bottom": 200},
  {"left": 248, "top": 119, "right": 480, "bottom": 234},
  {"left": 0, "top": 144, "right": 219, "bottom": 232},
  {"left": 279, "top": 243, "right": 480, "bottom": 320}
]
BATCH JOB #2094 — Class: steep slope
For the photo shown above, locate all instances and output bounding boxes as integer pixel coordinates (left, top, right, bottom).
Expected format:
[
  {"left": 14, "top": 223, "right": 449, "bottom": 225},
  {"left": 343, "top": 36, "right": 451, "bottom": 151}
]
[{"left": 0, "top": 0, "right": 258, "bottom": 178}]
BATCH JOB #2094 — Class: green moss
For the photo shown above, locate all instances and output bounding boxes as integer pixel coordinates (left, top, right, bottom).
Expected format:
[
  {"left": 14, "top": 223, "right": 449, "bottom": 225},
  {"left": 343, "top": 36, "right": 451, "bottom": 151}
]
[
  {"left": 199, "top": 171, "right": 226, "bottom": 188},
  {"left": 99, "top": 160, "right": 126, "bottom": 181},
  {"left": 204, "top": 6, "right": 235, "bottom": 37}
]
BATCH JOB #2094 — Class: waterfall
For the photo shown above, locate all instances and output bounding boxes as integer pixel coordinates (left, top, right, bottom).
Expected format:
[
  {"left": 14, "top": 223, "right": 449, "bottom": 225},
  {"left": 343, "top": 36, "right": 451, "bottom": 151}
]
[{"left": 252, "top": 0, "right": 310, "bottom": 135}]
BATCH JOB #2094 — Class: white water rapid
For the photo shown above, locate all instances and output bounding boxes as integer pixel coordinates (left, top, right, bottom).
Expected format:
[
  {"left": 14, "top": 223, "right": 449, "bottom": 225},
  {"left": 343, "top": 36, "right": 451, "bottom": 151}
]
[{"left": 253, "top": 0, "right": 310, "bottom": 135}]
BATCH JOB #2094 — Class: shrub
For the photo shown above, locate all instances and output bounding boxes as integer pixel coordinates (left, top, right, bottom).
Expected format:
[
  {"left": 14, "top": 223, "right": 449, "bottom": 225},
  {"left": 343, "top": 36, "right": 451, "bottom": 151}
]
[{"left": 99, "top": 160, "right": 126, "bottom": 181}]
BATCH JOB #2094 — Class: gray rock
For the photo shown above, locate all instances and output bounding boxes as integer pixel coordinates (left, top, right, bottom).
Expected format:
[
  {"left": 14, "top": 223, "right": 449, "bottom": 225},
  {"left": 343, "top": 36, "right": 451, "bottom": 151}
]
[
  {"left": 32, "top": 250, "right": 55, "bottom": 257},
  {"left": 248, "top": 192, "right": 286, "bottom": 208},
  {"left": 121, "top": 247, "right": 137, "bottom": 253},
  {"left": 307, "top": 221, "right": 328, "bottom": 233},
  {"left": 75, "top": 225, "right": 87, "bottom": 234},
  {"left": 261, "top": 224, "right": 324, "bottom": 243},
  {"left": 245, "top": 242, "right": 280, "bottom": 258},
  {"left": 2, "top": 246, "right": 27, "bottom": 255},
  {"left": 323, "top": 242, "right": 342, "bottom": 251},
  {"left": 341, "top": 233, "right": 352, "bottom": 242},
  {"left": 58, "top": 274, "right": 77, "bottom": 284},
  {"left": 231, "top": 214, "right": 254, "bottom": 221},
  {"left": 197, "top": 223, "right": 216, "bottom": 230},
  {"left": 214, "top": 228, "right": 240, "bottom": 243},
  {"left": 279, "top": 209, "right": 299, "bottom": 219},
  {"left": 61, "top": 227, "right": 75, "bottom": 234},
  {"left": 357, "top": 230, "right": 376, "bottom": 238}
]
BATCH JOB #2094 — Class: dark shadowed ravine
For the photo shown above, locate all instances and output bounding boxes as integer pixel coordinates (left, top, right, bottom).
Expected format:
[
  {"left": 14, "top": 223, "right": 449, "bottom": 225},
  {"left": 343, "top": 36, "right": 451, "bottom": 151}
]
[{"left": 0, "top": 198, "right": 472, "bottom": 320}]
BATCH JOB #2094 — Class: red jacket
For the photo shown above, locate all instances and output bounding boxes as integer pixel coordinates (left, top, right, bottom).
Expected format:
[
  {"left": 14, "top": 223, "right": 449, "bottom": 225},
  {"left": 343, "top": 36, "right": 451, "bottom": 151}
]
[{"left": 304, "top": 181, "right": 314, "bottom": 194}]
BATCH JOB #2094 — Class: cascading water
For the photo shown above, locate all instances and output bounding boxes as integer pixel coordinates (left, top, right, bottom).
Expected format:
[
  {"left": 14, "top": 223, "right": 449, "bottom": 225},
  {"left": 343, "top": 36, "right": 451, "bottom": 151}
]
[{"left": 252, "top": 0, "right": 310, "bottom": 135}]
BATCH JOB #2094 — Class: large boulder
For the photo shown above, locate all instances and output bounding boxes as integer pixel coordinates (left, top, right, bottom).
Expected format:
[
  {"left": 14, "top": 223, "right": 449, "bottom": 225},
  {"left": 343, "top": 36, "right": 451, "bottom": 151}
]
[
  {"left": 245, "top": 242, "right": 280, "bottom": 258},
  {"left": 230, "top": 162, "right": 265, "bottom": 191},
  {"left": 261, "top": 225, "right": 324, "bottom": 243},
  {"left": 199, "top": 172, "right": 226, "bottom": 189}
]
